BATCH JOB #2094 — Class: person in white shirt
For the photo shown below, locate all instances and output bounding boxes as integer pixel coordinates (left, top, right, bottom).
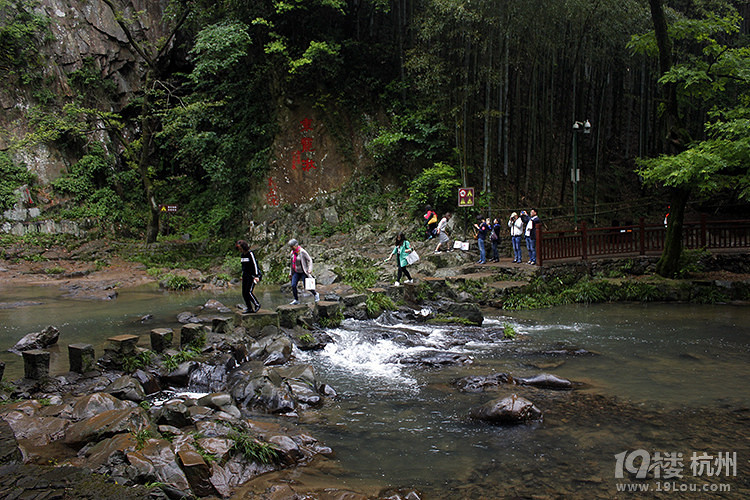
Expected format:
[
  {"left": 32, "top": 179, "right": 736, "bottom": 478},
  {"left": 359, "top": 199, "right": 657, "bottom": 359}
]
[
  {"left": 434, "top": 212, "right": 452, "bottom": 253},
  {"left": 508, "top": 212, "right": 525, "bottom": 263}
]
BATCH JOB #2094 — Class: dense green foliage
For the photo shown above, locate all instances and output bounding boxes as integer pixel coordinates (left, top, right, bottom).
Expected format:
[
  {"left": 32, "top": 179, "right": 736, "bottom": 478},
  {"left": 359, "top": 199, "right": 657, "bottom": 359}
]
[
  {"left": 3, "top": 0, "right": 750, "bottom": 246},
  {"left": 0, "top": 152, "right": 33, "bottom": 211},
  {"left": 0, "top": 0, "right": 50, "bottom": 83}
]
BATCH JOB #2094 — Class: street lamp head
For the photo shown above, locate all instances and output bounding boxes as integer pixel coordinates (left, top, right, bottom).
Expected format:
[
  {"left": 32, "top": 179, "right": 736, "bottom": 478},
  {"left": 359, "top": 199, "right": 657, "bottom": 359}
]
[{"left": 573, "top": 119, "right": 593, "bottom": 134}]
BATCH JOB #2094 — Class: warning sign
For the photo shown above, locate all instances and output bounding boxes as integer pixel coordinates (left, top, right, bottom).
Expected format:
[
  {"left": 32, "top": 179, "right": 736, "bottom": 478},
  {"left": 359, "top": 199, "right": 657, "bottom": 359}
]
[
  {"left": 458, "top": 187, "right": 474, "bottom": 207},
  {"left": 159, "top": 204, "right": 178, "bottom": 214}
]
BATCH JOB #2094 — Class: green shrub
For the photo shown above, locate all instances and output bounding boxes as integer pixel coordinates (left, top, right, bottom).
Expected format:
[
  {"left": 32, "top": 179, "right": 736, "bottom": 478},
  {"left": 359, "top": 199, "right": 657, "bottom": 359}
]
[
  {"left": 298, "top": 333, "right": 315, "bottom": 344},
  {"left": 318, "top": 310, "right": 344, "bottom": 328},
  {"left": 366, "top": 293, "right": 395, "bottom": 318},
  {"left": 335, "top": 261, "right": 378, "bottom": 291},
  {"left": 406, "top": 162, "right": 462, "bottom": 215},
  {"left": 122, "top": 350, "right": 154, "bottom": 373},
  {"left": 0, "top": 152, "right": 34, "bottom": 211},
  {"left": 502, "top": 323, "right": 517, "bottom": 339},
  {"left": 229, "top": 431, "right": 280, "bottom": 464},
  {"left": 161, "top": 273, "right": 193, "bottom": 290},
  {"left": 163, "top": 346, "right": 201, "bottom": 372}
]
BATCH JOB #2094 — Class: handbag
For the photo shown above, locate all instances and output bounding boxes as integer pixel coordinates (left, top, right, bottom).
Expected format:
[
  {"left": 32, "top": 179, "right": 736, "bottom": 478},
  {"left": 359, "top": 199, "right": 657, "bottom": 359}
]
[
  {"left": 304, "top": 277, "right": 316, "bottom": 290},
  {"left": 405, "top": 250, "right": 420, "bottom": 265}
]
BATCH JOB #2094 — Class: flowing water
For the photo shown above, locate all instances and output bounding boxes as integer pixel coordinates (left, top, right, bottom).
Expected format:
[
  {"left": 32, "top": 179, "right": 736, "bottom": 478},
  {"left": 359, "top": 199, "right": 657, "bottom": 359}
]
[{"left": 1, "top": 282, "right": 748, "bottom": 498}]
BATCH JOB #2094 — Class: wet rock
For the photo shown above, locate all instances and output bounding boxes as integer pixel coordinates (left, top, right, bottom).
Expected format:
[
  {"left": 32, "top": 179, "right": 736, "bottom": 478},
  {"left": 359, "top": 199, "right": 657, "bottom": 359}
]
[
  {"left": 127, "top": 438, "right": 191, "bottom": 492},
  {"left": 81, "top": 433, "right": 138, "bottom": 468},
  {"left": 177, "top": 311, "right": 200, "bottom": 324},
  {"left": 64, "top": 407, "right": 153, "bottom": 447},
  {"left": 60, "top": 284, "right": 118, "bottom": 301},
  {"left": 229, "top": 368, "right": 296, "bottom": 415},
  {"left": 454, "top": 373, "right": 512, "bottom": 392},
  {"left": 228, "top": 364, "right": 325, "bottom": 415},
  {"left": 107, "top": 376, "right": 147, "bottom": 402},
  {"left": 249, "top": 332, "right": 292, "bottom": 366},
  {"left": 196, "top": 436, "right": 234, "bottom": 462},
  {"left": 516, "top": 373, "right": 573, "bottom": 390},
  {"left": 155, "top": 400, "right": 193, "bottom": 428},
  {"left": 202, "top": 299, "right": 231, "bottom": 313},
  {"left": 0, "top": 300, "right": 43, "bottom": 310},
  {"left": 2, "top": 410, "right": 69, "bottom": 447},
  {"left": 267, "top": 434, "right": 302, "bottom": 464},
  {"left": 161, "top": 361, "right": 198, "bottom": 387},
  {"left": 396, "top": 351, "right": 473, "bottom": 367},
  {"left": 132, "top": 369, "right": 161, "bottom": 395},
  {"left": 71, "top": 393, "right": 134, "bottom": 421},
  {"left": 9, "top": 325, "right": 59, "bottom": 354},
  {"left": 436, "top": 301, "right": 483, "bottom": 326},
  {"left": 469, "top": 394, "right": 543, "bottom": 424},
  {"left": 177, "top": 448, "right": 216, "bottom": 496},
  {"left": 0, "top": 420, "right": 22, "bottom": 465}
]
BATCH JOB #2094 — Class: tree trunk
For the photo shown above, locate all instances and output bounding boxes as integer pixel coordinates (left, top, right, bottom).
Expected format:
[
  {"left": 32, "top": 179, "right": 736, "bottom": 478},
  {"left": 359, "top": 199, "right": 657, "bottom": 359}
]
[
  {"left": 649, "top": 0, "right": 686, "bottom": 277},
  {"left": 656, "top": 187, "right": 689, "bottom": 277}
]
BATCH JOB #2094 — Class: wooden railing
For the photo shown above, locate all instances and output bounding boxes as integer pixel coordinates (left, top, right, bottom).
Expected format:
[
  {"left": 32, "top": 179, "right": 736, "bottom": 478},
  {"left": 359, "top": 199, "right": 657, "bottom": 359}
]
[{"left": 537, "top": 216, "right": 750, "bottom": 265}]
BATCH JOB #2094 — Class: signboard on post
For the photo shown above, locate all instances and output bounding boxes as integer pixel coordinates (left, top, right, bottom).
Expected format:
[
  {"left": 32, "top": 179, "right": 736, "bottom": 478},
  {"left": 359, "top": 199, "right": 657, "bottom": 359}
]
[
  {"left": 458, "top": 187, "right": 474, "bottom": 207},
  {"left": 159, "top": 204, "right": 178, "bottom": 214}
]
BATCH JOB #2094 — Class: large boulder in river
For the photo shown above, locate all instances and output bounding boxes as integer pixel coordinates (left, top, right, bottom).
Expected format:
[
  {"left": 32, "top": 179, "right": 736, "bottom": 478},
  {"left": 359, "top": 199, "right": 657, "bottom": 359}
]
[
  {"left": 9, "top": 325, "right": 59, "bottom": 353},
  {"left": 469, "top": 394, "right": 542, "bottom": 424},
  {"left": 435, "top": 301, "right": 483, "bottom": 326}
]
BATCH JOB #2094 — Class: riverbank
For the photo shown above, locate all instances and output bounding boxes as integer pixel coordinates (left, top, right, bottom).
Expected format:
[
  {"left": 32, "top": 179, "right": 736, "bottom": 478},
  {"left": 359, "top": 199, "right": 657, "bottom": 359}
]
[{"left": 2, "top": 237, "right": 750, "bottom": 306}]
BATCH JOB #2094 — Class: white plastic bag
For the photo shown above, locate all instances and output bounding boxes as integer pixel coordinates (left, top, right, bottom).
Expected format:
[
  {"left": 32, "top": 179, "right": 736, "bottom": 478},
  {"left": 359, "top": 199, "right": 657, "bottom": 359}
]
[
  {"left": 405, "top": 250, "right": 420, "bottom": 265},
  {"left": 304, "top": 277, "right": 316, "bottom": 290}
]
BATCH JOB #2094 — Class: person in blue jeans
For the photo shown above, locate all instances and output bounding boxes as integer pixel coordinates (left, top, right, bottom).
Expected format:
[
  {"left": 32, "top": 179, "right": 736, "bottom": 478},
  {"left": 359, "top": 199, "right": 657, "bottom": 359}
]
[
  {"left": 490, "top": 218, "right": 501, "bottom": 262},
  {"left": 474, "top": 216, "right": 490, "bottom": 264},
  {"left": 525, "top": 208, "right": 540, "bottom": 264},
  {"left": 288, "top": 238, "right": 319, "bottom": 304},
  {"left": 508, "top": 212, "right": 525, "bottom": 263}
]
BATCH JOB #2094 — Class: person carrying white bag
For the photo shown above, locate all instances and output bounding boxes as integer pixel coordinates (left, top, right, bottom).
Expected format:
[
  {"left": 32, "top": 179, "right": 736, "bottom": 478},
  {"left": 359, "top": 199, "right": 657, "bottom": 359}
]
[
  {"left": 288, "top": 238, "right": 319, "bottom": 304},
  {"left": 384, "top": 232, "right": 416, "bottom": 286}
]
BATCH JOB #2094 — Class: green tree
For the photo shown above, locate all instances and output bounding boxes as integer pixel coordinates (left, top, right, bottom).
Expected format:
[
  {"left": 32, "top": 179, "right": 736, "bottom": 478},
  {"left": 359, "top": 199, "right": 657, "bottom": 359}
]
[
  {"left": 631, "top": 6, "right": 750, "bottom": 276},
  {"left": 99, "top": 0, "right": 193, "bottom": 242},
  {"left": 407, "top": 162, "right": 461, "bottom": 215}
]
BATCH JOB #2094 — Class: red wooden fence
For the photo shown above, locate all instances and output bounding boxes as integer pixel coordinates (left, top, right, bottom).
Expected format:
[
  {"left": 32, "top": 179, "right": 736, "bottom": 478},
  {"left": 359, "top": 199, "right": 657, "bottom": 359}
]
[{"left": 537, "top": 216, "right": 750, "bottom": 265}]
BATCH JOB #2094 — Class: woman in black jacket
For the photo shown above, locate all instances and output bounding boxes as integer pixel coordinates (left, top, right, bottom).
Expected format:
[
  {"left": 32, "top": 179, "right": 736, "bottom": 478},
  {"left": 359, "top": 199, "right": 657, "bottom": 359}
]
[{"left": 237, "top": 240, "right": 261, "bottom": 313}]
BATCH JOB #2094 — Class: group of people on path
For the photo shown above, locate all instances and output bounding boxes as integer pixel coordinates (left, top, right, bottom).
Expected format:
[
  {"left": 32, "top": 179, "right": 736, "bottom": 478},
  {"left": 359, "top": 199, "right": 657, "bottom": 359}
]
[
  {"left": 508, "top": 209, "right": 540, "bottom": 265},
  {"left": 424, "top": 206, "right": 541, "bottom": 265},
  {"left": 237, "top": 206, "right": 540, "bottom": 312}
]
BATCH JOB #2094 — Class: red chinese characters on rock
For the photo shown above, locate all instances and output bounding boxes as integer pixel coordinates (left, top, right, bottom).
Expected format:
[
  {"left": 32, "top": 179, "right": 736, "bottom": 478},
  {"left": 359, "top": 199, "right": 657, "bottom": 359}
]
[
  {"left": 292, "top": 118, "right": 317, "bottom": 172},
  {"left": 266, "top": 177, "right": 280, "bottom": 206}
]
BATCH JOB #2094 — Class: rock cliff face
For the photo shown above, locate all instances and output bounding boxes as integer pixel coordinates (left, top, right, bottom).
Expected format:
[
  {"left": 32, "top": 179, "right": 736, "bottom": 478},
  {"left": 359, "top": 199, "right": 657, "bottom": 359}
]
[
  {"left": 1, "top": 0, "right": 173, "bottom": 184},
  {"left": 2, "top": 0, "right": 367, "bottom": 210}
]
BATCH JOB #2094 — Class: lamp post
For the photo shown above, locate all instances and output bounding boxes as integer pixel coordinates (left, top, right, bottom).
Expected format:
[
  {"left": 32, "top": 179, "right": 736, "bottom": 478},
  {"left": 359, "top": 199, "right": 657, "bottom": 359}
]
[{"left": 571, "top": 119, "right": 591, "bottom": 226}]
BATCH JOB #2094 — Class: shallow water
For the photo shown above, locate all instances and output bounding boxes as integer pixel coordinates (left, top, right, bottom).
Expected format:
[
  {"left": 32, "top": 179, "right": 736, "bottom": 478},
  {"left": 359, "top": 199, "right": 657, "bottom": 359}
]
[{"left": 0, "top": 283, "right": 748, "bottom": 498}]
